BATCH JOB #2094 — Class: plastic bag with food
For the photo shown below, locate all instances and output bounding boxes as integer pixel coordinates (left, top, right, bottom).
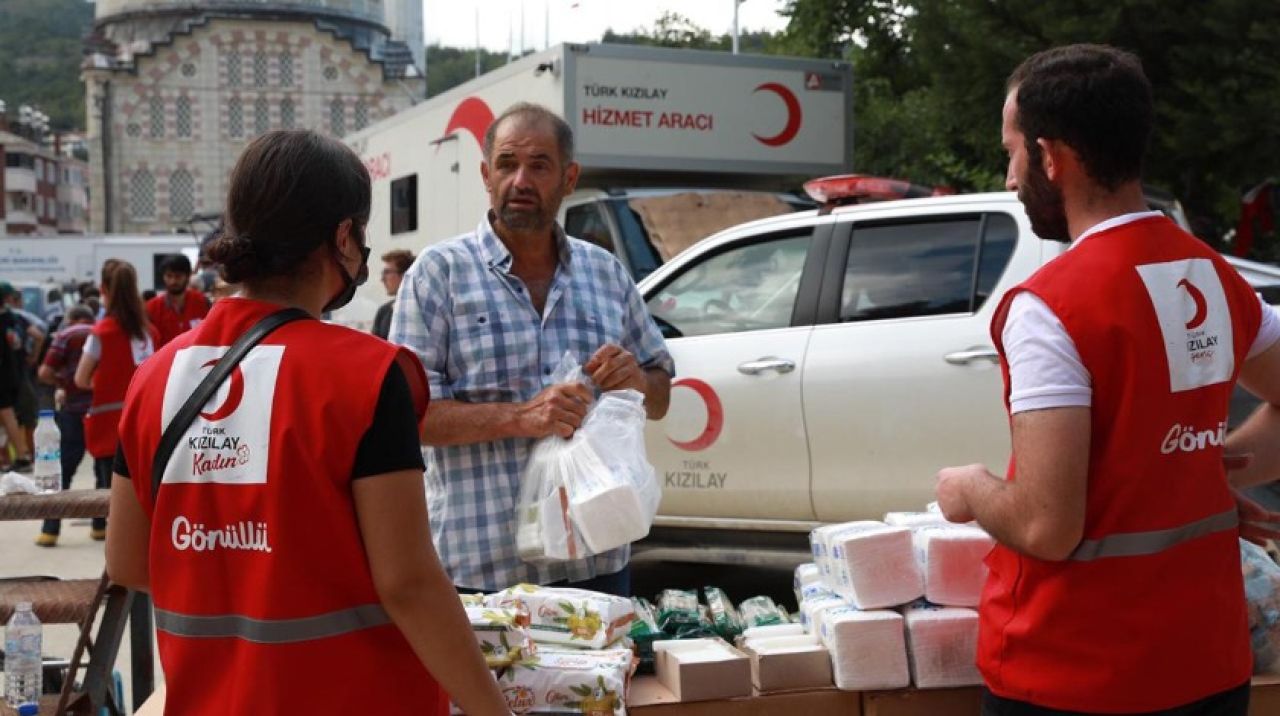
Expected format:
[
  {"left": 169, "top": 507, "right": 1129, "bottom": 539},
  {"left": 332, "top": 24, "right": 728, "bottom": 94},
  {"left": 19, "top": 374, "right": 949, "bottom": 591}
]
[
  {"left": 516, "top": 353, "right": 660, "bottom": 563},
  {"left": 498, "top": 647, "right": 634, "bottom": 716},
  {"left": 466, "top": 606, "right": 536, "bottom": 668},
  {"left": 487, "top": 584, "right": 636, "bottom": 650}
]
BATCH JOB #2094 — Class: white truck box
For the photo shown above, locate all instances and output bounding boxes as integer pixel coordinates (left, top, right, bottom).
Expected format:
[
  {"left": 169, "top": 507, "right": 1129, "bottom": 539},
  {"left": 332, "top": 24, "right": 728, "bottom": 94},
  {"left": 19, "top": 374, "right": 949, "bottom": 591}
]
[{"left": 0, "top": 235, "right": 200, "bottom": 292}]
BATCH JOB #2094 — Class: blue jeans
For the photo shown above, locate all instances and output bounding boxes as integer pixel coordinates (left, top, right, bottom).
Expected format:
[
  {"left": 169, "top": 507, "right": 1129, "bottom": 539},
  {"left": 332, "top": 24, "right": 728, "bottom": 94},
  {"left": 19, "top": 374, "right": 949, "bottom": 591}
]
[{"left": 40, "top": 411, "right": 107, "bottom": 535}]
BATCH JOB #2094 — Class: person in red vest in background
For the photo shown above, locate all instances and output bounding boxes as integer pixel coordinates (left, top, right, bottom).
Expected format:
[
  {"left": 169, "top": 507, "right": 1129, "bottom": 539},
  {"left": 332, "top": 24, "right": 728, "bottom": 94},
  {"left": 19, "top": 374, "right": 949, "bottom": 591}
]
[
  {"left": 936, "top": 44, "right": 1280, "bottom": 715},
  {"left": 146, "top": 254, "right": 210, "bottom": 347},
  {"left": 105, "top": 130, "right": 509, "bottom": 716},
  {"left": 77, "top": 260, "right": 159, "bottom": 540}
]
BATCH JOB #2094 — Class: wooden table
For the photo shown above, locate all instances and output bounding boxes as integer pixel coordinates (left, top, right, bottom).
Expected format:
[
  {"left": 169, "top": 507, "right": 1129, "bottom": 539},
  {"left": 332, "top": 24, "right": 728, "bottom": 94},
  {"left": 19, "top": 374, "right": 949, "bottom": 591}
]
[
  {"left": 0, "top": 489, "right": 155, "bottom": 713},
  {"left": 132, "top": 675, "right": 1280, "bottom": 715}
]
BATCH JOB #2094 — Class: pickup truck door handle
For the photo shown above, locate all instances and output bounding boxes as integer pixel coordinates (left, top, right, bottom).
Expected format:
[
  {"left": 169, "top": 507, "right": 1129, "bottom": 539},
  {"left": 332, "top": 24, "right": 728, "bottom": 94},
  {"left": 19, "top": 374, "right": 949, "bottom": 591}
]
[
  {"left": 737, "top": 357, "right": 797, "bottom": 376},
  {"left": 944, "top": 347, "right": 1000, "bottom": 366}
]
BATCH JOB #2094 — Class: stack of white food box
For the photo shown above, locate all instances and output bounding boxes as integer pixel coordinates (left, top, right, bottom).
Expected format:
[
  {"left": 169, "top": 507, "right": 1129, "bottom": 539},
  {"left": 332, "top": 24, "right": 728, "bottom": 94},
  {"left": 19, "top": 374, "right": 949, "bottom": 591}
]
[
  {"left": 791, "top": 507, "right": 995, "bottom": 691},
  {"left": 461, "top": 584, "right": 637, "bottom": 715}
]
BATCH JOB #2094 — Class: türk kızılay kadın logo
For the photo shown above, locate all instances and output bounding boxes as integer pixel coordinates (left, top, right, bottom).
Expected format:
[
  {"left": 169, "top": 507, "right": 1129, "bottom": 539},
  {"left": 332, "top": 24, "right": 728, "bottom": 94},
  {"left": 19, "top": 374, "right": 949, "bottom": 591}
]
[
  {"left": 160, "top": 345, "right": 285, "bottom": 485},
  {"left": 1136, "top": 258, "right": 1233, "bottom": 393}
]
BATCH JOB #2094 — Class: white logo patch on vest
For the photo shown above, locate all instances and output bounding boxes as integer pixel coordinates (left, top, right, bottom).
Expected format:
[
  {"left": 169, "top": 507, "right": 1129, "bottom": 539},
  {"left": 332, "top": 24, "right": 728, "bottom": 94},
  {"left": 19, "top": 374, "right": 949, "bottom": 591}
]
[
  {"left": 1136, "top": 258, "right": 1233, "bottom": 392},
  {"left": 160, "top": 345, "right": 284, "bottom": 485}
]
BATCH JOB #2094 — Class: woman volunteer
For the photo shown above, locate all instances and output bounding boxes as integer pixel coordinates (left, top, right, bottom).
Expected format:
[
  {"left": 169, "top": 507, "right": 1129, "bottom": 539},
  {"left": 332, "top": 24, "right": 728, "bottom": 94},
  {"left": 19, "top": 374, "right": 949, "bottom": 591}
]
[
  {"left": 105, "top": 130, "right": 509, "bottom": 715},
  {"left": 77, "top": 260, "right": 157, "bottom": 540}
]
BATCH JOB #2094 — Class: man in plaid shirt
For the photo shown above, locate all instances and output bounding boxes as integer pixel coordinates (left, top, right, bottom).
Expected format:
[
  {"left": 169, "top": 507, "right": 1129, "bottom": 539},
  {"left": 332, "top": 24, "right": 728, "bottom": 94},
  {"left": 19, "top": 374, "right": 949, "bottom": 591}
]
[{"left": 390, "top": 103, "right": 674, "bottom": 595}]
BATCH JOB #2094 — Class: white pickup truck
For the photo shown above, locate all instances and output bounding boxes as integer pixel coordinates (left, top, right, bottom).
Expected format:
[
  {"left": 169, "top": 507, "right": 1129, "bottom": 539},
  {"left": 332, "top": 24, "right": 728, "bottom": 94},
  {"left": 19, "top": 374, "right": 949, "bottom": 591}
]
[{"left": 634, "top": 184, "right": 1280, "bottom": 564}]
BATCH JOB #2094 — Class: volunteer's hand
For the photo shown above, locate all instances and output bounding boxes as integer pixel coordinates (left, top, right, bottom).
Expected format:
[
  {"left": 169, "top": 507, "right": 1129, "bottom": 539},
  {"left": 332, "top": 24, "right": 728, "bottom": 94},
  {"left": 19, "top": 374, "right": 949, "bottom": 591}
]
[
  {"left": 585, "top": 344, "right": 646, "bottom": 394},
  {"left": 54, "top": 389, "right": 66, "bottom": 411},
  {"left": 935, "top": 464, "right": 984, "bottom": 523},
  {"left": 516, "top": 382, "right": 593, "bottom": 439},
  {"left": 1235, "top": 490, "right": 1280, "bottom": 547}
]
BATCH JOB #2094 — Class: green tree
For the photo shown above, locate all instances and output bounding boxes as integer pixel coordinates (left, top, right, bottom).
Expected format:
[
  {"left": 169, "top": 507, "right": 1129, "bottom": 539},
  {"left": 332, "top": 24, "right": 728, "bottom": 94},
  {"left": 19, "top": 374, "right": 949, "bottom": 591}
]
[
  {"left": 426, "top": 45, "right": 513, "bottom": 98},
  {"left": 779, "top": 0, "right": 1280, "bottom": 243},
  {"left": 0, "top": 0, "right": 95, "bottom": 131}
]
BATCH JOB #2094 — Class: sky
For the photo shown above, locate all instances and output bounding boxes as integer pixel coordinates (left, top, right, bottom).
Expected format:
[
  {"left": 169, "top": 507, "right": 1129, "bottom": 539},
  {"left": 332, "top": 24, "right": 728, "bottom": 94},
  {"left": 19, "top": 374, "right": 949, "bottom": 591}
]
[{"left": 424, "top": 0, "right": 791, "bottom": 53}]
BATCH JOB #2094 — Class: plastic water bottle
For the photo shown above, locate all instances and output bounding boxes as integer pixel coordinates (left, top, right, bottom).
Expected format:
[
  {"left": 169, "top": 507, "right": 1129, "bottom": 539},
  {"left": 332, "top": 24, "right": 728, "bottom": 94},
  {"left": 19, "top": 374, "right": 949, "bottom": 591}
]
[
  {"left": 32, "top": 410, "right": 61, "bottom": 495},
  {"left": 4, "top": 602, "right": 42, "bottom": 709}
]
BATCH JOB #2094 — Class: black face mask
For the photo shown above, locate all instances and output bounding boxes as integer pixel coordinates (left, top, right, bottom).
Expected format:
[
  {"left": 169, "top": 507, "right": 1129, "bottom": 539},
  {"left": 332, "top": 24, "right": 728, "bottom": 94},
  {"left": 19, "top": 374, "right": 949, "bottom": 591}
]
[{"left": 322, "top": 233, "right": 371, "bottom": 313}]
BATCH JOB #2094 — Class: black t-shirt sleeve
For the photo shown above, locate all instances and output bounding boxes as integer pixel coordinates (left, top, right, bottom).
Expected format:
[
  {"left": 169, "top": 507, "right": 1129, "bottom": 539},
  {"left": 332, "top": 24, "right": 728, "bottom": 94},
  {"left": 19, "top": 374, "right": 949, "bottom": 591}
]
[
  {"left": 351, "top": 360, "right": 426, "bottom": 479},
  {"left": 113, "top": 363, "right": 423, "bottom": 481},
  {"left": 113, "top": 440, "right": 130, "bottom": 478}
]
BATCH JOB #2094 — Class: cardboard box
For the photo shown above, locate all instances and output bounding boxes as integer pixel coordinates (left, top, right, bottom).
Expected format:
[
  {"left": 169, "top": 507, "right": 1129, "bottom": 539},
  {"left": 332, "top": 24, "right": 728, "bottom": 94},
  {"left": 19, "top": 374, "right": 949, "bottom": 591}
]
[
  {"left": 653, "top": 638, "right": 752, "bottom": 702},
  {"left": 740, "top": 635, "right": 834, "bottom": 693},
  {"left": 628, "top": 677, "right": 861, "bottom": 715},
  {"left": 1252, "top": 674, "right": 1280, "bottom": 715}
]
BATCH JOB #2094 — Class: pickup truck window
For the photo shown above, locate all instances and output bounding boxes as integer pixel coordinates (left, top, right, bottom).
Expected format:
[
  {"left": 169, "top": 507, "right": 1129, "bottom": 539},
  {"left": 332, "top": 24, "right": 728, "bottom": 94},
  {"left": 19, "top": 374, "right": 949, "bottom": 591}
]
[
  {"left": 975, "top": 213, "right": 1018, "bottom": 308},
  {"left": 840, "top": 218, "right": 982, "bottom": 322},
  {"left": 565, "top": 202, "right": 616, "bottom": 252},
  {"left": 646, "top": 231, "right": 812, "bottom": 338}
]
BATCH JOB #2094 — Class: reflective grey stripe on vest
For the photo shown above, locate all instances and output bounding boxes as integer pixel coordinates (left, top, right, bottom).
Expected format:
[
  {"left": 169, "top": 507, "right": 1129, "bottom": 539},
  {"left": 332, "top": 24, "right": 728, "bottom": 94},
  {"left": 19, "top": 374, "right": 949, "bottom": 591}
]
[
  {"left": 1069, "top": 508, "right": 1238, "bottom": 562},
  {"left": 86, "top": 401, "right": 124, "bottom": 416},
  {"left": 155, "top": 604, "right": 391, "bottom": 644}
]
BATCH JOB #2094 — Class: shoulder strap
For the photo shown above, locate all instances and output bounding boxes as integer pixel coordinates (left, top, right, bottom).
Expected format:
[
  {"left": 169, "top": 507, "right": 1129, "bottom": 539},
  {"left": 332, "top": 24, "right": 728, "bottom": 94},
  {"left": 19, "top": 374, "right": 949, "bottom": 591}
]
[{"left": 150, "top": 307, "right": 311, "bottom": 499}]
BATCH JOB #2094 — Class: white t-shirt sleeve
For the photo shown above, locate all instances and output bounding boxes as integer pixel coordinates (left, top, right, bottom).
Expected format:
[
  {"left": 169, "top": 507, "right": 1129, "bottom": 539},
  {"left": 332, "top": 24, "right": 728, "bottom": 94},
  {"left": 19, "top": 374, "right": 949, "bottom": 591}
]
[
  {"left": 1002, "top": 292, "right": 1092, "bottom": 414},
  {"left": 83, "top": 333, "right": 101, "bottom": 360},
  {"left": 1248, "top": 293, "right": 1280, "bottom": 359}
]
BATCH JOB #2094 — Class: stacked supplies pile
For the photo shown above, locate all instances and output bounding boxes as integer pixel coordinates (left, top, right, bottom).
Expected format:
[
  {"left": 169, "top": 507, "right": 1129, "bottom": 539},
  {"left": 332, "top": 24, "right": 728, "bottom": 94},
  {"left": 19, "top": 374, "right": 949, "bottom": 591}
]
[
  {"left": 459, "top": 584, "right": 639, "bottom": 714},
  {"left": 801, "top": 505, "right": 995, "bottom": 691}
]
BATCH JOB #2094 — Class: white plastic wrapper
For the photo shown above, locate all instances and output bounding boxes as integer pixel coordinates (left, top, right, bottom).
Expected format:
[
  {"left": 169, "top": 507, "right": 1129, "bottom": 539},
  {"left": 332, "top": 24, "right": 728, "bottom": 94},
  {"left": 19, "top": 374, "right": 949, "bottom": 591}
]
[
  {"left": 793, "top": 562, "right": 822, "bottom": 603},
  {"left": 913, "top": 524, "right": 995, "bottom": 608},
  {"left": 883, "top": 511, "right": 953, "bottom": 529},
  {"left": 498, "top": 647, "right": 633, "bottom": 715},
  {"left": 828, "top": 521, "right": 924, "bottom": 609},
  {"left": 820, "top": 607, "right": 910, "bottom": 691},
  {"left": 0, "top": 471, "right": 39, "bottom": 495},
  {"left": 516, "top": 353, "right": 660, "bottom": 563},
  {"left": 466, "top": 606, "right": 537, "bottom": 668},
  {"left": 1241, "top": 539, "right": 1280, "bottom": 674},
  {"left": 799, "top": 594, "right": 846, "bottom": 635},
  {"left": 487, "top": 584, "right": 636, "bottom": 650},
  {"left": 809, "top": 523, "right": 856, "bottom": 588},
  {"left": 902, "top": 602, "right": 981, "bottom": 688}
]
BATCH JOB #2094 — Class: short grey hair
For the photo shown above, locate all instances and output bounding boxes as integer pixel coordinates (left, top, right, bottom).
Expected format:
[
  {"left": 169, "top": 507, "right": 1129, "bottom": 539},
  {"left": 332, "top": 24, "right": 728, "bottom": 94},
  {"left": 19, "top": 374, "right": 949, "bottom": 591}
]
[{"left": 483, "top": 102, "right": 575, "bottom": 167}]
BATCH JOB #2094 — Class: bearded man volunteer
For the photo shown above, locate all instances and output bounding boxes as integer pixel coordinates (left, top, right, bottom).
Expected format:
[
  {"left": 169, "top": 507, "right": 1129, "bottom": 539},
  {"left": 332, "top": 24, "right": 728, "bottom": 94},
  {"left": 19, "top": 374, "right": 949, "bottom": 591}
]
[
  {"left": 146, "top": 254, "right": 211, "bottom": 347},
  {"left": 936, "top": 44, "right": 1280, "bottom": 715},
  {"left": 390, "top": 102, "right": 673, "bottom": 595}
]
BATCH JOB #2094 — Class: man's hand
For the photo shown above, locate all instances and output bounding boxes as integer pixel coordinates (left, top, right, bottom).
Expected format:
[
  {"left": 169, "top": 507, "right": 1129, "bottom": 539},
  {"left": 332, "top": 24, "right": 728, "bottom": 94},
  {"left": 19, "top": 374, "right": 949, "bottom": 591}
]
[
  {"left": 584, "top": 344, "right": 646, "bottom": 393},
  {"left": 935, "top": 464, "right": 986, "bottom": 523},
  {"left": 515, "top": 382, "right": 593, "bottom": 439}
]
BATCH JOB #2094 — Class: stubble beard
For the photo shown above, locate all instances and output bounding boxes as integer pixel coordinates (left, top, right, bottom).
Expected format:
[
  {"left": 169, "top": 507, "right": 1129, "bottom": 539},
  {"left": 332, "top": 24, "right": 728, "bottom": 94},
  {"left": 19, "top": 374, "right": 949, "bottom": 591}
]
[{"left": 1020, "top": 152, "right": 1071, "bottom": 244}]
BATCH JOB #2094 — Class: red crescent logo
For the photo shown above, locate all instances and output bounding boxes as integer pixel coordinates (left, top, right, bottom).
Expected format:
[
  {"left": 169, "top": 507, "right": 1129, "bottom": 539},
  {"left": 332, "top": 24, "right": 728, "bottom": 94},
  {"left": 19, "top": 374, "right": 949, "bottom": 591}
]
[
  {"left": 668, "top": 378, "right": 724, "bottom": 452},
  {"left": 752, "top": 82, "right": 802, "bottom": 147},
  {"left": 198, "top": 359, "right": 246, "bottom": 422},
  {"left": 1178, "top": 278, "right": 1208, "bottom": 330},
  {"left": 441, "top": 96, "right": 495, "bottom": 150}
]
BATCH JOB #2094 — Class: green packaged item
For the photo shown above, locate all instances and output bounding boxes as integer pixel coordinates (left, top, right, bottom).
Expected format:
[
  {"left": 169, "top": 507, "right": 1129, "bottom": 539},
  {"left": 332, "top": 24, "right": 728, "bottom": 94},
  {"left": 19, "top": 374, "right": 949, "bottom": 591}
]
[
  {"left": 656, "top": 589, "right": 701, "bottom": 633},
  {"left": 703, "top": 587, "right": 744, "bottom": 640},
  {"left": 630, "top": 597, "right": 662, "bottom": 640},
  {"left": 739, "top": 595, "right": 788, "bottom": 628}
]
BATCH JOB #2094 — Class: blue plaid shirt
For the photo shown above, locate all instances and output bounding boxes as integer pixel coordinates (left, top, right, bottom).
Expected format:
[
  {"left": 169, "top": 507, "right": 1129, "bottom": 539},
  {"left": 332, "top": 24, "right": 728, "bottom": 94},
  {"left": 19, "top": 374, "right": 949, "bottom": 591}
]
[{"left": 389, "top": 215, "right": 675, "bottom": 590}]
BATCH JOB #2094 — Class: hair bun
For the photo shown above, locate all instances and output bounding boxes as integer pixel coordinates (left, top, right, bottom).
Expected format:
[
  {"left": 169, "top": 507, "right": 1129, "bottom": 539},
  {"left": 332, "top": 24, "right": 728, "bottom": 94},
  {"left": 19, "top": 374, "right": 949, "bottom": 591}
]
[{"left": 204, "top": 232, "right": 263, "bottom": 284}]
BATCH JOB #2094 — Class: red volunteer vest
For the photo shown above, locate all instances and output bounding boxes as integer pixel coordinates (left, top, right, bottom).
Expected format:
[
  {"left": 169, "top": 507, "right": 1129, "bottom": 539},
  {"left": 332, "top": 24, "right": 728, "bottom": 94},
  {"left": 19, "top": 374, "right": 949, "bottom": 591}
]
[
  {"left": 146, "top": 288, "right": 211, "bottom": 348},
  {"left": 84, "top": 317, "right": 158, "bottom": 458},
  {"left": 118, "top": 298, "right": 442, "bottom": 716},
  {"left": 983, "top": 216, "right": 1256, "bottom": 712}
]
